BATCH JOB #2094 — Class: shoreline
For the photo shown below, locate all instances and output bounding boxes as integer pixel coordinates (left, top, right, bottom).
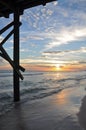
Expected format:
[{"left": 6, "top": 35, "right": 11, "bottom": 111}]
[{"left": 0, "top": 86, "right": 86, "bottom": 130}]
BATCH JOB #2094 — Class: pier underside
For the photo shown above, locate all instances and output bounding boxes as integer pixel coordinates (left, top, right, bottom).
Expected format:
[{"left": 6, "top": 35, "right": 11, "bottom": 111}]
[{"left": 0, "top": 0, "right": 56, "bottom": 101}]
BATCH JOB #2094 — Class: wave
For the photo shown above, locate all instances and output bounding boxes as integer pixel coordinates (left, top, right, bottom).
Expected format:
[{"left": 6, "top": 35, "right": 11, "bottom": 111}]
[
  {"left": 0, "top": 74, "right": 12, "bottom": 78},
  {"left": 0, "top": 71, "right": 86, "bottom": 116},
  {"left": 0, "top": 92, "right": 12, "bottom": 100},
  {"left": 0, "top": 92, "right": 14, "bottom": 116},
  {"left": 21, "top": 87, "right": 47, "bottom": 95},
  {"left": 0, "top": 72, "right": 44, "bottom": 78},
  {"left": 23, "top": 72, "right": 44, "bottom": 76},
  {"left": 0, "top": 72, "right": 86, "bottom": 99},
  {"left": 43, "top": 75, "right": 86, "bottom": 84}
]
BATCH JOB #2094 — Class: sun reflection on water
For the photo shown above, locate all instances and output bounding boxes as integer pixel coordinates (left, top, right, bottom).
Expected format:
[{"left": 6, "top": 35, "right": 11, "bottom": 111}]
[
  {"left": 56, "top": 90, "right": 68, "bottom": 105},
  {"left": 43, "top": 72, "right": 66, "bottom": 81}
]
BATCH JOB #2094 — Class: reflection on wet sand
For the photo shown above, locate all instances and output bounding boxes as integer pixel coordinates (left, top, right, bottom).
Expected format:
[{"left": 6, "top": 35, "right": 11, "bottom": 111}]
[
  {"left": 13, "top": 103, "right": 28, "bottom": 130},
  {"left": 56, "top": 90, "right": 69, "bottom": 105},
  {"left": 78, "top": 95, "right": 86, "bottom": 130},
  {"left": 7, "top": 103, "right": 29, "bottom": 130}
]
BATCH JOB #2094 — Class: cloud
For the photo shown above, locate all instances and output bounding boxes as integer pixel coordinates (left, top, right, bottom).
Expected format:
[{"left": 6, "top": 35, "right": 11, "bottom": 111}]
[
  {"left": 41, "top": 47, "right": 86, "bottom": 65},
  {"left": 42, "top": 47, "right": 86, "bottom": 64},
  {"left": 21, "top": 0, "right": 86, "bottom": 32},
  {"left": 19, "top": 0, "right": 86, "bottom": 53},
  {"left": 0, "top": 58, "right": 3, "bottom": 63},
  {"left": 21, "top": 1, "right": 59, "bottom": 31},
  {"left": 43, "top": 47, "right": 86, "bottom": 56},
  {"left": 44, "top": 27, "right": 86, "bottom": 50},
  {"left": 20, "top": 32, "right": 44, "bottom": 42},
  {"left": 20, "top": 48, "right": 29, "bottom": 52},
  {"left": 0, "top": 35, "right": 3, "bottom": 43},
  {"left": 0, "top": 58, "right": 7, "bottom": 66},
  {"left": 20, "top": 25, "right": 86, "bottom": 46},
  {"left": 78, "top": 61, "right": 86, "bottom": 64},
  {"left": 20, "top": 55, "right": 79, "bottom": 66}
]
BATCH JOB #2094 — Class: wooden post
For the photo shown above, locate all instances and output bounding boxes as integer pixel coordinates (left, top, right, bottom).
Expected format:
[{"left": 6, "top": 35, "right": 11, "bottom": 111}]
[{"left": 13, "top": 9, "right": 20, "bottom": 101}]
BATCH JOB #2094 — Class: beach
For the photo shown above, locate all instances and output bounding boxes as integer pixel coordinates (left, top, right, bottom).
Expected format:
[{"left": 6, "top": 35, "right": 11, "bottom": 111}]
[
  {"left": 0, "top": 85, "right": 86, "bottom": 130},
  {"left": 0, "top": 0, "right": 86, "bottom": 129}
]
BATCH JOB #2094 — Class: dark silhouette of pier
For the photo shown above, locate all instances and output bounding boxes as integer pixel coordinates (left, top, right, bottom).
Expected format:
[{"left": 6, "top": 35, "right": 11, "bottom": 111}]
[{"left": 0, "top": 0, "right": 56, "bottom": 101}]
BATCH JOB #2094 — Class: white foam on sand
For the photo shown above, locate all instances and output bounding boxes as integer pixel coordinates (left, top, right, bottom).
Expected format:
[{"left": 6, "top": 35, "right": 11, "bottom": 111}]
[{"left": 0, "top": 86, "right": 85, "bottom": 130}]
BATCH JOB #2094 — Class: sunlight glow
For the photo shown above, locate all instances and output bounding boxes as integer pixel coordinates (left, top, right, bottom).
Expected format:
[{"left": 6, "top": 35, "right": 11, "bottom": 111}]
[{"left": 55, "top": 64, "right": 62, "bottom": 71}]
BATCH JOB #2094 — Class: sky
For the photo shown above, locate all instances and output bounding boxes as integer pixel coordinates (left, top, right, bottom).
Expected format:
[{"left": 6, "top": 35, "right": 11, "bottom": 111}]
[{"left": 0, "top": 0, "right": 86, "bottom": 71}]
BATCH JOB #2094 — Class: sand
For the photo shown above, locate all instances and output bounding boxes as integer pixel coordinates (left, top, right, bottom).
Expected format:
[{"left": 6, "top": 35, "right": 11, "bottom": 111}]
[{"left": 0, "top": 86, "right": 86, "bottom": 130}]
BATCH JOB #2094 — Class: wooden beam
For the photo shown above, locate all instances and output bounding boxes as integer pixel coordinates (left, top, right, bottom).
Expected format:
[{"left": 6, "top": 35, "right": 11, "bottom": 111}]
[
  {"left": 0, "top": 0, "right": 15, "bottom": 11},
  {"left": 0, "top": 30, "right": 14, "bottom": 46},
  {"left": 18, "top": 0, "right": 56, "bottom": 11},
  {"left": 0, "top": 12, "right": 7, "bottom": 18},
  {"left": 0, "top": 46, "right": 24, "bottom": 80},
  {"left": 0, "top": 0, "right": 56, "bottom": 18},
  {"left": 0, "top": 22, "right": 14, "bottom": 35},
  {"left": 0, "top": 52, "right": 25, "bottom": 72},
  {"left": 13, "top": 8, "right": 20, "bottom": 101}
]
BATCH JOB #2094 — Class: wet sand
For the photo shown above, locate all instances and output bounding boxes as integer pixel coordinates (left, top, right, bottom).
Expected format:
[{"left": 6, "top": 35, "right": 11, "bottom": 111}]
[{"left": 0, "top": 86, "right": 86, "bottom": 130}]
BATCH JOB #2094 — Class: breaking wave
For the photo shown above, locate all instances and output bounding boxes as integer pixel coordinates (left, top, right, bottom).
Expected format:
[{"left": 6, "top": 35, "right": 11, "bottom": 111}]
[{"left": 0, "top": 71, "right": 86, "bottom": 115}]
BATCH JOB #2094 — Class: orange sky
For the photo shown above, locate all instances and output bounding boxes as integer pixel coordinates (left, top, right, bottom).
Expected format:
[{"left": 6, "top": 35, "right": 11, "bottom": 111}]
[
  {"left": 56, "top": 64, "right": 86, "bottom": 72},
  {"left": 0, "top": 62, "right": 86, "bottom": 72},
  {"left": 19, "top": 63, "right": 86, "bottom": 72}
]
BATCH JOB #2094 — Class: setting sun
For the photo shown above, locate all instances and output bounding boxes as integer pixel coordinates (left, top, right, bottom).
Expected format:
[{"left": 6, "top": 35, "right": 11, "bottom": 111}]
[{"left": 55, "top": 64, "right": 62, "bottom": 71}]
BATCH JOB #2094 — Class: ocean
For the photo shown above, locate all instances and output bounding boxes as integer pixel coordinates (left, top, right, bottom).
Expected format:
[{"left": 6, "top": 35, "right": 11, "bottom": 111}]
[{"left": 0, "top": 70, "right": 86, "bottom": 116}]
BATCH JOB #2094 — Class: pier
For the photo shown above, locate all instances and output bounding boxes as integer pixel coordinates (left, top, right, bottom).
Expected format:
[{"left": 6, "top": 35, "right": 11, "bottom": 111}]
[{"left": 0, "top": 0, "right": 56, "bottom": 101}]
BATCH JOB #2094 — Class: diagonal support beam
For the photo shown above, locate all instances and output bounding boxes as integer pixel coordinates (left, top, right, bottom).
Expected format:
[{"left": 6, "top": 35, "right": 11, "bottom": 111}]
[
  {"left": 0, "top": 22, "right": 14, "bottom": 35},
  {"left": 0, "top": 52, "right": 25, "bottom": 72},
  {"left": 0, "top": 29, "right": 14, "bottom": 46},
  {"left": 0, "top": 46, "right": 24, "bottom": 80},
  {"left": 0, "top": 22, "right": 24, "bottom": 78},
  {"left": 0, "top": 22, "right": 21, "bottom": 46}
]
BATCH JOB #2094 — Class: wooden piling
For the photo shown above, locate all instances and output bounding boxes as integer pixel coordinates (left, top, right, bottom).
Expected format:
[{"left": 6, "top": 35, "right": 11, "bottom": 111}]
[{"left": 13, "top": 9, "right": 20, "bottom": 101}]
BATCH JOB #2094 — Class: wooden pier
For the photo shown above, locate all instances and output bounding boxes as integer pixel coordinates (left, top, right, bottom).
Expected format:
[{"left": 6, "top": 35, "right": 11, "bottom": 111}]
[{"left": 0, "top": 0, "right": 56, "bottom": 101}]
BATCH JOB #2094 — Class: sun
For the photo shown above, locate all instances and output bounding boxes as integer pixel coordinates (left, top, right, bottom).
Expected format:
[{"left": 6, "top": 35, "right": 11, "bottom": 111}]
[{"left": 55, "top": 64, "right": 62, "bottom": 71}]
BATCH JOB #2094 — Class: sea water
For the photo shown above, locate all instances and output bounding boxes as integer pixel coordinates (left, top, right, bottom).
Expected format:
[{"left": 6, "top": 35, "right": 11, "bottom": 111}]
[{"left": 0, "top": 70, "right": 86, "bottom": 116}]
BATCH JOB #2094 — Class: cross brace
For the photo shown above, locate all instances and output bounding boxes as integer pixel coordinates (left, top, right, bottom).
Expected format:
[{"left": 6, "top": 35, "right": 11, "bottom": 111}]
[
  {"left": 0, "top": 13, "right": 25, "bottom": 101},
  {"left": 0, "top": 21, "right": 25, "bottom": 79}
]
